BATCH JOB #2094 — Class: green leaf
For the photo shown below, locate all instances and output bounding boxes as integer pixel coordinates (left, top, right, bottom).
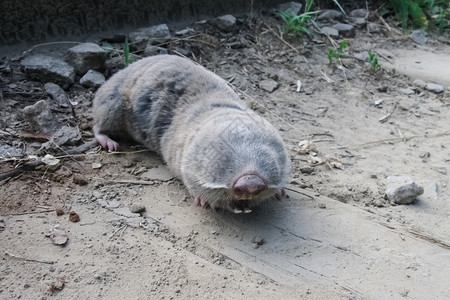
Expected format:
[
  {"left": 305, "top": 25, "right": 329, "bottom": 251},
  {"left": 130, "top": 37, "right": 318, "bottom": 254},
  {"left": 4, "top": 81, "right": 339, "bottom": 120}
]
[
  {"left": 124, "top": 35, "right": 130, "bottom": 67},
  {"left": 332, "top": 0, "right": 347, "bottom": 15},
  {"left": 101, "top": 42, "right": 114, "bottom": 54}
]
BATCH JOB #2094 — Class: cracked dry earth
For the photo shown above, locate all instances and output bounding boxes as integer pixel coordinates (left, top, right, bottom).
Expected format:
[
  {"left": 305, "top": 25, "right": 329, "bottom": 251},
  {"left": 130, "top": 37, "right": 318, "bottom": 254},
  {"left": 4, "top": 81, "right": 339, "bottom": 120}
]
[{"left": 1, "top": 12, "right": 450, "bottom": 300}]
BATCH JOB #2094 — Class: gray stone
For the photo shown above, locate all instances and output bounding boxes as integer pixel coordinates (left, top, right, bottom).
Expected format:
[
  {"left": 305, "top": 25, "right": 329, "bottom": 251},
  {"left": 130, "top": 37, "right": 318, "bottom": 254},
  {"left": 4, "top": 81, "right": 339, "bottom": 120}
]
[
  {"left": 259, "top": 79, "right": 279, "bottom": 93},
  {"left": 341, "top": 58, "right": 355, "bottom": 69},
  {"left": 399, "top": 88, "right": 415, "bottom": 95},
  {"left": 44, "top": 83, "right": 70, "bottom": 108},
  {"left": 106, "top": 200, "right": 121, "bottom": 210},
  {"left": 67, "top": 43, "right": 107, "bottom": 75},
  {"left": 411, "top": 30, "right": 427, "bottom": 45},
  {"left": 143, "top": 45, "right": 168, "bottom": 56},
  {"left": 320, "top": 26, "right": 339, "bottom": 37},
  {"left": 175, "top": 27, "right": 195, "bottom": 36},
  {"left": 50, "top": 126, "right": 82, "bottom": 146},
  {"left": 22, "top": 100, "right": 59, "bottom": 134},
  {"left": 413, "top": 79, "right": 426, "bottom": 89},
  {"left": 130, "top": 204, "right": 146, "bottom": 214},
  {"left": 0, "top": 145, "right": 22, "bottom": 157},
  {"left": 140, "top": 165, "right": 175, "bottom": 181},
  {"left": 125, "top": 217, "right": 147, "bottom": 228},
  {"left": 113, "top": 207, "right": 141, "bottom": 218},
  {"left": 425, "top": 83, "right": 444, "bottom": 93},
  {"left": 385, "top": 176, "right": 424, "bottom": 204},
  {"left": 277, "top": 2, "right": 302, "bottom": 15},
  {"left": 80, "top": 70, "right": 105, "bottom": 88},
  {"left": 211, "top": 14, "right": 237, "bottom": 31},
  {"left": 318, "top": 9, "right": 343, "bottom": 21},
  {"left": 331, "top": 23, "right": 355, "bottom": 38},
  {"left": 350, "top": 8, "right": 367, "bottom": 18},
  {"left": 21, "top": 54, "right": 75, "bottom": 89},
  {"left": 129, "top": 24, "right": 171, "bottom": 45},
  {"left": 367, "top": 23, "right": 381, "bottom": 33},
  {"left": 350, "top": 17, "right": 366, "bottom": 25}
]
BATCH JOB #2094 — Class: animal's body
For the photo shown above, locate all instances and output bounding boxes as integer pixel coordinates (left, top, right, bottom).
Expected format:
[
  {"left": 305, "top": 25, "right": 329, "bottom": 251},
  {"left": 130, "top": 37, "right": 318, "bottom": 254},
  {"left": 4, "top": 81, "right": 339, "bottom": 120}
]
[{"left": 93, "top": 55, "right": 290, "bottom": 213}]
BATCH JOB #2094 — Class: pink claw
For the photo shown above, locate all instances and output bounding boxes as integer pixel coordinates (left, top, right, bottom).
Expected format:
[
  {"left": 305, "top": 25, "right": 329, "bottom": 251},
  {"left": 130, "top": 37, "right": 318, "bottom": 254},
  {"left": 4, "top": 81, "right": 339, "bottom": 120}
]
[
  {"left": 194, "top": 197, "right": 212, "bottom": 209},
  {"left": 93, "top": 126, "right": 119, "bottom": 151},
  {"left": 275, "top": 188, "right": 286, "bottom": 201}
]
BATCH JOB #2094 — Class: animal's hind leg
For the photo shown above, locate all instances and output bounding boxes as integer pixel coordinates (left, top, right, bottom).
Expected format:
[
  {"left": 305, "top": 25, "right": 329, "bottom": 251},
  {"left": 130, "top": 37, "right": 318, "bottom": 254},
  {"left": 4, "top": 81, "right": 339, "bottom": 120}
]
[{"left": 93, "top": 124, "right": 119, "bottom": 151}]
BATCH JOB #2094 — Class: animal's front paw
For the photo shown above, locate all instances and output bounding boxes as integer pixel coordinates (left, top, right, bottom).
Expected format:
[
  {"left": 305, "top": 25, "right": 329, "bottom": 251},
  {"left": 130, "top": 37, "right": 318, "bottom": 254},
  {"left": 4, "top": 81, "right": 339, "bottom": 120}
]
[
  {"left": 194, "top": 197, "right": 213, "bottom": 210},
  {"left": 275, "top": 188, "right": 286, "bottom": 200}
]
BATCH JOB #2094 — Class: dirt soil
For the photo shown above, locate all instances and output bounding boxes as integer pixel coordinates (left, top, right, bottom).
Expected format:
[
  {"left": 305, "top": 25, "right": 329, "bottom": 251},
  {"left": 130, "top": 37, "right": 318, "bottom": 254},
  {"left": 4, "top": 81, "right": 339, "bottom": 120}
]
[{"left": 1, "top": 10, "right": 450, "bottom": 300}]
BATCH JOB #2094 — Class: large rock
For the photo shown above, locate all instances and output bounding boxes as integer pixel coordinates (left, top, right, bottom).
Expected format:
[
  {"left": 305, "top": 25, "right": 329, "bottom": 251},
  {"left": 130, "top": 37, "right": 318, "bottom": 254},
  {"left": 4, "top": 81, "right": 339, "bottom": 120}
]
[
  {"left": 44, "top": 83, "right": 71, "bottom": 108},
  {"left": 129, "top": 24, "right": 171, "bottom": 45},
  {"left": 21, "top": 55, "right": 75, "bottom": 89},
  {"left": 22, "top": 100, "right": 59, "bottom": 134},
  {"left": 67, "top": 43, "right": 107, "bottom": 75},
  {"left": 321, "top": 26, "right": 339, "bottom": 37},
  {"left": 385, "top": 176, "right": 424, "bottom": 204},
  {"left": 277, "top": 2, "right": 302, "bottom": 15},
  {"left": 350, "top": 8, "right": 367, "bottom": 18},
  {"left": 367, "top": 23, "right": 381, "bottom": 33},
  {"left": 80, "top": 70, "right": 105, "bottom": 88},
  {"left": 331, "top": 23, "right": 355, "bottom": 38},
  {"left": 259, "top": 79, "right": 279, "bottom": 93},
  {"left": 143, "top": 44, "right": 168, "bottom": 56},
  {"left": 210, "top": 15, "right": 237, "bottom": 31},
  {"left": 0, "top": 145, "right": 22, "bottom": 157},
  {"left": 425, "top": 83, "right": 444, "bottom": 94},
  {"left": 411, "top": 30, "right": 427, "bottom": 45},
  {"left": 50, "top": 126, "right": 82, "bottom": 146}
]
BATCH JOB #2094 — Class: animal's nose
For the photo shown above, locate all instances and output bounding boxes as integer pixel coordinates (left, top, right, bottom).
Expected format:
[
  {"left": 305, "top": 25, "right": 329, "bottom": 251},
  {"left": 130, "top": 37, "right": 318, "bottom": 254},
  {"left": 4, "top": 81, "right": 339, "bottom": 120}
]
[{"left": 232, "top": 174, "right": 267, "bottom": 196}]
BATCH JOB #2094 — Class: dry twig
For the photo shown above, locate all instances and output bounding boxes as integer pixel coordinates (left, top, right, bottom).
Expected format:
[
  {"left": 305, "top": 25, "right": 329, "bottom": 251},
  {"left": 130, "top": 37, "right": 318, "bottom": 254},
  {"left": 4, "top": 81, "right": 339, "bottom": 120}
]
[{"left": 5, "top": 250, "right": 55, "bottom": 264}]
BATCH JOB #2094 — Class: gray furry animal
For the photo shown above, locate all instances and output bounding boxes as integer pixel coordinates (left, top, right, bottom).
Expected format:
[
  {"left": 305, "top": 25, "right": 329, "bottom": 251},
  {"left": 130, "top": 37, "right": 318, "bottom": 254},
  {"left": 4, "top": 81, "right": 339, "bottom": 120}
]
[{"left": 93, "top": 55, "right": 290, "bottom": 213}]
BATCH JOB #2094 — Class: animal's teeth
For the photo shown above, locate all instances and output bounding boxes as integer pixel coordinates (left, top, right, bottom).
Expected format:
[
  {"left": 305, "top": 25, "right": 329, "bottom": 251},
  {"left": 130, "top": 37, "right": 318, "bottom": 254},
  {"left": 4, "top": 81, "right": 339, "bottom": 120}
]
[
  {"left": 239, "top": 195, "right": 254, "bottom": 200},
  {"left": 233, "top": 208, "right": 243, "bottom": 214}
]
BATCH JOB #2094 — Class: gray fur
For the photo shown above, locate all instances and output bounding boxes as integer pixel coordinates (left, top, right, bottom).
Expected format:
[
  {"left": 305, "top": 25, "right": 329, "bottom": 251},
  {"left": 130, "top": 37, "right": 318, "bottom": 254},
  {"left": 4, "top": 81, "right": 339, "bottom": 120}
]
[{"left": 93, "top": 55, "right": 290, "bottom": 211}]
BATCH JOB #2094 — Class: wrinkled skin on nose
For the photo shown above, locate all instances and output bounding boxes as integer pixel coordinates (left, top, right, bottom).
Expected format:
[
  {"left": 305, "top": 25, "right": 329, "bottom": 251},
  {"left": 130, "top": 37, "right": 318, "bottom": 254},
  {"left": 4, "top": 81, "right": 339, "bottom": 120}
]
[{"left": 232, "top": 174, "right": 267, "bottom": 198}]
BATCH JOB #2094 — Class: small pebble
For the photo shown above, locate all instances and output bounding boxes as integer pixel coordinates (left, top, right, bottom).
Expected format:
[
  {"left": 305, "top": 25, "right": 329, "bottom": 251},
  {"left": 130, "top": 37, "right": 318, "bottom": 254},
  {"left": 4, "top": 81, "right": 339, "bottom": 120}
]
[
  {"left": 300, "top": 167, "right": 315, "bottom": 174},
  {"left": 69, "top": 211, "right": 80, "bottom": 222},
  {"left": 425, "top": 83, "right": 444, "bottom": 94},
  {"left": 129, "top": 204, "right": 146, "bottom": 213},
  {"left": 252, "top": 236, "right": 264, "bottom": 245},
  {"left": 73, "top": 174, "right": 88, "bottom": 186}
]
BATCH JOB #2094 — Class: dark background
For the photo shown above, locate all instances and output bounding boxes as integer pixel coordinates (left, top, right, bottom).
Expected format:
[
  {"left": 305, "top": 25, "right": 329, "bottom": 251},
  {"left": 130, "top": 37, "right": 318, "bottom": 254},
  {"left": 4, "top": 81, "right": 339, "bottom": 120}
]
[{"left": 0, "top": 0, "right": 367, "bottom": 45}]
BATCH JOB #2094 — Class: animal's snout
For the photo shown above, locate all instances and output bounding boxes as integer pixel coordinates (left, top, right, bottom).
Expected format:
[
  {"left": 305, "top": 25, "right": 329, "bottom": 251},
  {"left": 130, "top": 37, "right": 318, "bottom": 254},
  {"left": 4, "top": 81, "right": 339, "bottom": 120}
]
[{"left": 232, "top": 174, "right": 267, "bottom": 198}]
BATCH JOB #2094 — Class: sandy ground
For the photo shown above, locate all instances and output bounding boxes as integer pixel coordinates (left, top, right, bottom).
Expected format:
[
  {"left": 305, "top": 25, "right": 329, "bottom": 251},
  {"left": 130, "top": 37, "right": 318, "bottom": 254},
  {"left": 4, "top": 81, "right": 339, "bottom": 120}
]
[{"left": 1, "top": 12, "right": 450, "bottom": 300}]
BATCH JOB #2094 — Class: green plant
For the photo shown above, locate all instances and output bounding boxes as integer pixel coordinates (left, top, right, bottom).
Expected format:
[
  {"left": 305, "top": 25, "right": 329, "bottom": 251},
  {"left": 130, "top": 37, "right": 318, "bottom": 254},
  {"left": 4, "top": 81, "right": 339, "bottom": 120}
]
[
  {"left": 101, "top": 41, "right": 114, "bottom": 54},
  {"left": 429, "top": 6, "right": 448, "bottom": 34},
  {"left": 328, "top": 40, "right": 346, "bottom": 64},
  {"left": 368, "top": 52, "right": 381, "bottom": 69},
  {"left": 275, "top": 0, "right": 321, "bottom": 36},
  {"left": 124, "top": 35, "right": 131, "bottom": 67},
  {"left": 386, "top": 0, "right": 449, "bottom": 31},
  {"left": 332, "top": 0, "right": 347, "bottom": 15}
]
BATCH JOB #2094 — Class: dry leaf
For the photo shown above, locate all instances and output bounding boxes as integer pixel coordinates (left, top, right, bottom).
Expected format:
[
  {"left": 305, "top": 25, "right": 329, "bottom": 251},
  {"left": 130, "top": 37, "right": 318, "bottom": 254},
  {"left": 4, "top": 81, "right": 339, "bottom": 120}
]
[
  {"left": 41, "top": 154, "right": 60, "bottom": 170},
  {"left": 325, "top": 156, "right": 343, "bottom": 169},
  {"left": 298, "top": 140, "right": 318, "bottom": 155},
  {"left": 69, "top": 211, "right": 80, "bottom": 222},
  {"left": 46, "top": 225, "right": 68, "bottom": 245},
  {"left": 308, "top": 155, "right": 324, "bottom": 165}
]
